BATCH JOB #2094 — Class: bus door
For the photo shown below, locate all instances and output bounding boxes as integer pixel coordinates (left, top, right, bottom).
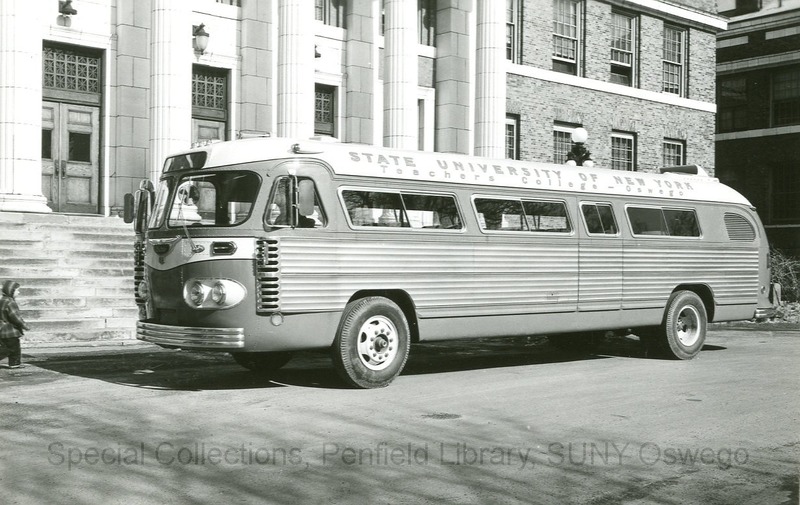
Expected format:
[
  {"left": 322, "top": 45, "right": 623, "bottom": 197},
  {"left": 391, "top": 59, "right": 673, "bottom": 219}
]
[{"left": 577, "top": 202, "right": 623, "bottom": 311}]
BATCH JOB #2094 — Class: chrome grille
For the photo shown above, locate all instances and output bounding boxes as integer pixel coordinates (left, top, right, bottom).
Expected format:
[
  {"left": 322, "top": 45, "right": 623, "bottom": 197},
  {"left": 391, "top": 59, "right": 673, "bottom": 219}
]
[
  {"left": 134, "top": 240, "right": 146, "bottom": 303},
  {"left": 256, "top": 238, "right": 280, "bottom": 313}
]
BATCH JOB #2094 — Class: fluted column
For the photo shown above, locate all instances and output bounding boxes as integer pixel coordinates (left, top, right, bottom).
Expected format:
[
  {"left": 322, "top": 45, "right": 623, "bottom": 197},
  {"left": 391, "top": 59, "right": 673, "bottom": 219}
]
[
  {"left": 474, "top": 0, "right": 506, "bottom": 159},
  {"left": 277, "top": 0, "right": 314, "bottom": 139},
  {"left": 149, "top": 0, "right": 192, "bottom": 182},
  {"left": 0, "top": 0, "right": 50, "bottom": 212},
  {"left": 383, "top": 0, "right": 418, "bottom": 149}
]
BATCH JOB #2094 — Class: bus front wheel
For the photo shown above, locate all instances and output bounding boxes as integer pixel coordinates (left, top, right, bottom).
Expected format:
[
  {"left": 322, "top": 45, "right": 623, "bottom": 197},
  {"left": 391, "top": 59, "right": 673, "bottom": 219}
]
[
  {"left": 332, "top": 296, "right": 410, "bottom": 389},
  {"left": 232, "top": 352, "right": 293, "bottom": 373},
  {"left": 659, "top": 290, "right": 707, "bottom": 360}
]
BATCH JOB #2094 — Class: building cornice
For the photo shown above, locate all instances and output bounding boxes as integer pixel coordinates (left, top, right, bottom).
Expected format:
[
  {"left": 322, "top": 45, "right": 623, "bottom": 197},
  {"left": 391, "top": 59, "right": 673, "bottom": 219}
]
[
  {"left": 716, "top": 124, "right": 800, "bottom": 141},
  {"left": 507, "top": 63, "right": 717, "bottom": 113},
  {"left": 717, "top": 50, "right": 800, "bottom": 73},
  {"left": 605, "top": 0, "right": 727, "bottom": 31}
]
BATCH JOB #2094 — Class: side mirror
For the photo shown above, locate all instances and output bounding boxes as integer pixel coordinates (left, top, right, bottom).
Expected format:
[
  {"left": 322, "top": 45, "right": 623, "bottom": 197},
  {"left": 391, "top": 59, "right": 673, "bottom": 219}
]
[
  {"left": 123, "top": 193, "right": 135, "bottom": 224},
  {"left": 297, "top": 179, "right": 315, "bottom": 217}
]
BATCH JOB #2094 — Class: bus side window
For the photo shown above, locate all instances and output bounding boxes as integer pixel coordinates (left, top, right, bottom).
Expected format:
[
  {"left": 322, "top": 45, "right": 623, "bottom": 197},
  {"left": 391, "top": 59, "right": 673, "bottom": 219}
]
[
  {"left": 475, "top": 198, "right": 526, "bottom": 231},
  {"left": 582, "top": 203, "right": 618, "bottom": 235},
  {"left": 265, "top": 177, "right": 327, "bottom": 228},
  {"left": 627, "top": 207, "right": 668, "bottom": 236},
  {"left": 343, "top": 190, "right": 409, "bottom": 228}
]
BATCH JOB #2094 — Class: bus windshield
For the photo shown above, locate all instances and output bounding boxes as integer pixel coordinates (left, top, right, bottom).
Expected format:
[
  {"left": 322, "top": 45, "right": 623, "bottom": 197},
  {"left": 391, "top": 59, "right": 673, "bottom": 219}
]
[{"left": 165, "top": 171, "right": 261, "bottom": 228}]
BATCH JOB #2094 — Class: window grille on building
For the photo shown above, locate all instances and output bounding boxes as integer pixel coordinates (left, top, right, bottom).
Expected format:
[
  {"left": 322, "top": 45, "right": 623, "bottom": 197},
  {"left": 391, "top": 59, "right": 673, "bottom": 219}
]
[
  {"left": 192, "top": 69, "right": 226, "bottom": 112},
  {"left": 43, "top": 46, "right": 100, "bottom": 94},
  {"left": 718, "top": 76, "right": 748, "bottom": 132},
  {"left": 662, "top": 25, "right": 686, "bottom": 96},
  {"left": 553, "top": 127, "right": 574, "bottom": 164},
  {"left": 315, "top": 84, "right": 336, "bottom": 137},
  {"left": 610, "top": 12, "right": 636, "bottom": 86},
  {"left": 316, "top": 0, "right": 344, "bottom": 28},
  {"left": 662, "top": 140, "right": 685, "bottom": 167},
  {"left": 553, "top": 0, "right": 581, "bottom": 75},
  {"left": 772, "top": 67, "right": 800, "bottom": 127},
  {"left": 506, "top": 115, "right": 520, "bottom": 160},
  {"left": 506, "top": 0, "right": 521, "bottom": 62},
  {"left": 611, "top": 133, "right": 635, "bottom": 171},
  {"left": 192, "top": 65, "right": 228, "bottom": 144}
]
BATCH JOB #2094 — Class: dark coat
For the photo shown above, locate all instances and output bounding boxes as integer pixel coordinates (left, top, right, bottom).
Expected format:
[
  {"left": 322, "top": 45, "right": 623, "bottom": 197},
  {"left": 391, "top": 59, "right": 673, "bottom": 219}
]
[{"left": 0, "top": 280, "right": 30, "bottom": 339}]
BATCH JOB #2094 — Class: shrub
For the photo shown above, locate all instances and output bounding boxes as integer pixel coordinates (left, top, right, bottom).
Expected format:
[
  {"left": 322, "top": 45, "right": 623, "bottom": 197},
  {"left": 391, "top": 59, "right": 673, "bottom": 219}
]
[{"left": 771, "top": 248, "right": 800, "bottom": 303}]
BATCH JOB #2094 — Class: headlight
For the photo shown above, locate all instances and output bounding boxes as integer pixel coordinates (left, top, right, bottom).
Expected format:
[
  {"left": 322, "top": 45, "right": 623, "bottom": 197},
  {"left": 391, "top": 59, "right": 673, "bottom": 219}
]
[
  {"left": 211, "top": 282, "right": 226, "bottom": 304},
  {"left": 189, "top": 281, "right": 206, "bottom": 306},
  {"left": 183, "top": 278, "right": 246, "bottom": 310}
]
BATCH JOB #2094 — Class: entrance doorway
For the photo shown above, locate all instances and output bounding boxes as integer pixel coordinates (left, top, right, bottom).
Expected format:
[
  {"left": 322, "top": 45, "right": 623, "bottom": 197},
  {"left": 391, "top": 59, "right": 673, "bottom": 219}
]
[{"left": 41, "top": 101, "right": 100, "bottom": 213}]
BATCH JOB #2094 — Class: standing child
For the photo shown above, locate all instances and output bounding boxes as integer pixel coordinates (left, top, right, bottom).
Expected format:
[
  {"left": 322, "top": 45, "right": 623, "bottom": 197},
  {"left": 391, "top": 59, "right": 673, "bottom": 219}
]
[{"left": 0, "top": 280, "right": 31, "bottom": 369}]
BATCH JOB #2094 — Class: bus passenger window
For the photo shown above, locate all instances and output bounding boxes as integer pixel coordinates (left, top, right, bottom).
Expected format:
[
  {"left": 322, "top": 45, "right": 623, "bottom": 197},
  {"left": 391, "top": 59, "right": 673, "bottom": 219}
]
[
  {"left": 475, "top": 198, "right": 526, "bottom": 231},
  {"left": 342, "top": 190, "right": 409, "bottom": 228},
  {"left": 627, "top": 207, "right": 668, "bottom": 236},
  {"left": 582, "top": 203, "right": 618, "bottom": 235},
  {"left": 664, "top": 209, "right": 700, "bottom": 237},
  {"left": 401, "top": 193, "right": 463, "bottom": 230},
  {"left": 522, "top": 200, "right": 572, "bottom": 232}
]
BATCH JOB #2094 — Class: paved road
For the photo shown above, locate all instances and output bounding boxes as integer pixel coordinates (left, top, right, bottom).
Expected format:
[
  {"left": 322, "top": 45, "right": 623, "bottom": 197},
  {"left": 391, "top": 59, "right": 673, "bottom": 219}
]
[{"left": 1, "top": 328, "right": 798, "bottom": 505}]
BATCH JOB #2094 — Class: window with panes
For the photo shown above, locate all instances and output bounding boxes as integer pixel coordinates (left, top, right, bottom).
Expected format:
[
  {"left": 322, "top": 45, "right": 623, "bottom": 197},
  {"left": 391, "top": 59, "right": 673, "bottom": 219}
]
[
  {"left": 506, "top": 115, "right": 520, "bottom": 160},
  {"left": 507, "top": 0, "right": 521, "bottom": 62},
  {"left": 662, "top": 140, "right": 685, "bottom": 167},
  {"left": 611, "top": 12, "right": 636, "bottom": 86},
  {"left": 662, "top": 25, "right": 687, "bottom": 96},
  {"left": 611, "top": 133, "right": 635, "bottom": 171},
  {"left": 772, "top": 67, "right": 800, "bottom": 127},
  {"left": 718, "top": 76, "right": 748, "bottom": 132},
  {"left": 315, "top": 84, "right": 336, "bottom": 137},
  {"left": 553, "top": 0, "right": 581, "bottom": 75},
  {"left": 192, "top": 65, "right": 228, "bottom": 144},
  {"left": 772, "top": 165, "right": 800, "bottom": 222},
  {"left": 553, "top": 125, "right": 576, "bottom": 164},
  {"left": 315, "top": 0, "right": 344, "bottom": 28}
]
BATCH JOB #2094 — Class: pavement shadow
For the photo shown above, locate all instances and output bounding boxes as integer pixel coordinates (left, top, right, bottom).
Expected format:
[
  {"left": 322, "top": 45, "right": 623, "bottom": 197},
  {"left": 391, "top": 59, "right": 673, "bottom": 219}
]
[{"left": 27, "top": 335, "right": 612, "bottom": 391}]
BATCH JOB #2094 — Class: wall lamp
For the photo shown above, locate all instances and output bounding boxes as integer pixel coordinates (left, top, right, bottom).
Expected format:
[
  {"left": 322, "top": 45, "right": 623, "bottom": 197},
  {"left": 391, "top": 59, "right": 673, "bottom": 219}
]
[
  {"left": 59, "top": 0, "right": 78, "bottom": 16},
  {"left": 193, "top": 24, "right": 210, "bottom": 55}
]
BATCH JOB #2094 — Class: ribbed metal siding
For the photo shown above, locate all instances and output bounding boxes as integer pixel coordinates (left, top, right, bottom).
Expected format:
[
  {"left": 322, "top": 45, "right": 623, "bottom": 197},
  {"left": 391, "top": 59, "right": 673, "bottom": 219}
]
[
  {"left": 276, "top": 238, "right": 580, "bottom": 317},
  {"left": 622, "top": 246, "right": 758, "bottom": 306},
  {"left": 724, "top": 213, "right": 756, "bottom": 241},
  {"left": 255, "top": 238, "right": 280, "bottom": 313}
]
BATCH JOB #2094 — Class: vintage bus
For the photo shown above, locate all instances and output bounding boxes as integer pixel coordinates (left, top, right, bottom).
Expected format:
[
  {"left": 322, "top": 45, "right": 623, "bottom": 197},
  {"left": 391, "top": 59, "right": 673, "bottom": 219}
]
[{"left": 127, "top": 137, "right": 775, "bottom": 388}]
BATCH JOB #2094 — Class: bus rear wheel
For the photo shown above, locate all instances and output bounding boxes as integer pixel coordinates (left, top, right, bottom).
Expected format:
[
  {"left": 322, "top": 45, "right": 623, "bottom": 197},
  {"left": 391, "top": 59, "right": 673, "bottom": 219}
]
[
  {"left": 659, "top": 290, "right": 707, "bottom": 360},
  {"left": 332, "top": 296, "right": 410, "bottom": 389},
  {"left": 232, "top": 352, "right": 293, "bottom": 373}
]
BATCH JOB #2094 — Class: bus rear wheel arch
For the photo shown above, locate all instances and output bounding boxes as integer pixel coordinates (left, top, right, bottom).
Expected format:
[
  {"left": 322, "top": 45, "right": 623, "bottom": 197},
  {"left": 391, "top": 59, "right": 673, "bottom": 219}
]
[
  {"left": 658, "top": 290, "right": 708, "bottom": 360},
  {"left": 332, "top": 296, "right": 411, "bottom": 389}
]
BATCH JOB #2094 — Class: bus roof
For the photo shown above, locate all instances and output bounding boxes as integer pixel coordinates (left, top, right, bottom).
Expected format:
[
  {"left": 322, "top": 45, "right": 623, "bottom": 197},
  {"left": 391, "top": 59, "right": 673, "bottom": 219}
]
[{"left": 173, "top": 138, "right": 751, "bottom": 206}]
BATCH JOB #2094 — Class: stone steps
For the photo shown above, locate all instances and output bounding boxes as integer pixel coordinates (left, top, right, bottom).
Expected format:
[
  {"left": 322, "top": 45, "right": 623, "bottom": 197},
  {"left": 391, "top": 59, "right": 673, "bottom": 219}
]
[{"left": 0, "top": 211, "right": 139, "bottom": 347}]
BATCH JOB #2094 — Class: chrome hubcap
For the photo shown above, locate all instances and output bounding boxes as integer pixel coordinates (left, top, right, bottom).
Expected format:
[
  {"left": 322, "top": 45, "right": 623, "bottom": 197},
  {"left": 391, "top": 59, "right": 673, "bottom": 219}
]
[
  {"left": 675, "top": 306, "right": 701, "bottom": 346},
  {"left": 357, "top": 316, "right": 398, "bottom": 371}
]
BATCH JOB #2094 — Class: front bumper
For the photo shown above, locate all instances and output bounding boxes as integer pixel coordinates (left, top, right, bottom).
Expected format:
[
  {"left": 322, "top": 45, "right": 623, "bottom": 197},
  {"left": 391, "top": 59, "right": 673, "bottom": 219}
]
[
  {"left": 137, "top": 321, "right": 245, "bottom": 350},
  {"left": 754, "top": 306, "right": 777, "bottom": 320}
]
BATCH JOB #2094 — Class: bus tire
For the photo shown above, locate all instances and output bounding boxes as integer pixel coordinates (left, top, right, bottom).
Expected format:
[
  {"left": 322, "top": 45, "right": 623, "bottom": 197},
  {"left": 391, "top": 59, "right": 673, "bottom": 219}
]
[
  {"left": 659, "top": 290, "right": 707, "bottom": 360},
  {"left": 332, "top": 296, "right": 410, "bottom": 389},
  {"left": 232, "top": 352, "right": 293, "bottom": 373}
]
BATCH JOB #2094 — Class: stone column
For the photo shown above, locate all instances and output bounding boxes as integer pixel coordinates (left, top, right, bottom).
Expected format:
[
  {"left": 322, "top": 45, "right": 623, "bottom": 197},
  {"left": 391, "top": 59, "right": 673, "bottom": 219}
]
[
  {"left": 383, "top": 0, "right": 418, "bottom": 149},
  {"left": 276, "top": 0, "right": 314, "bottom": 139},
  {"left": 149, "top": 0, "right": 192, "bottom": 182},
  {"left": 344, "top": 0, "right": 374, "bottom": 145},
  {"left": 435, "top": 0, "right": 471, "bottom": 154},
  {"left": 474, "top": 0, "right": 506, "bottom": 159},
  {"left": 0, "top": 0, "right": 50, "bottom": 212}
]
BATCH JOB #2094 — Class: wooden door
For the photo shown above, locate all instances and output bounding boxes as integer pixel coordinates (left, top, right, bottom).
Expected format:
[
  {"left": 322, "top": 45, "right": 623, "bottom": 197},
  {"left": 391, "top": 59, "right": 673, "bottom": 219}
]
[{"left": 41, "top": 101, "right": 100, "bottom": 213}]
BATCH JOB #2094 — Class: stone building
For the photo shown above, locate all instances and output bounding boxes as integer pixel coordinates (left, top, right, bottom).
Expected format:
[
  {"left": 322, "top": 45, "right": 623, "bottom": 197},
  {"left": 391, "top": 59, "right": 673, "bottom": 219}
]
[
  {"left": 716, "top": 0, "right": 800, "bottom": 255},
  {"left": 0, "top": 0, "right": 725, "bottom": 217}
]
